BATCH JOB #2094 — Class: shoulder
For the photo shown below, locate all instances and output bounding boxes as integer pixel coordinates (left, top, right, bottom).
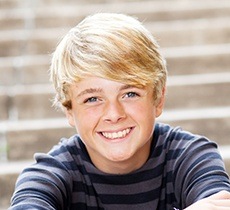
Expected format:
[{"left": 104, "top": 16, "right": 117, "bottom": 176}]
[
  {"left": 48, "top": 134, "right": 82, "bottom": 157},
  {"left": 154, "top": 122, "right": 216, "bottom": 147},
  {"left": 10, "top": 135, "right": 84, "bottom": 209},
  {"left": 153, "top": 122, "right": 220, "bottom": 165},
  {"left": 33, "top": 134, "right": 88, "bottom": 173},
  {"left": 155, "top": 122, "right": 199, "bottom": 141}
]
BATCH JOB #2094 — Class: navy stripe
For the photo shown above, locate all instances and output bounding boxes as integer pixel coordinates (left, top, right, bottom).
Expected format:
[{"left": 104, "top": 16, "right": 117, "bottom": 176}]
[
  {"left": 89, "top": 163, "right": 165, "bottom": 185},
  {"left": 99, "top": 187, "right": 161, "bottom": 204}
]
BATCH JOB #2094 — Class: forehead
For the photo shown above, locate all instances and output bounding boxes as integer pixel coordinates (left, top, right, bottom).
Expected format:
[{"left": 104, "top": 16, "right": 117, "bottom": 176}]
[
  {"left": 76, "top": 76, "right": 140, "bottom": 88},
  {"left": 75, "top": 77, "right": 131, "bottom": 90},
  {"left": 70, "top": 76, "right": 148, "bottom": 96}
]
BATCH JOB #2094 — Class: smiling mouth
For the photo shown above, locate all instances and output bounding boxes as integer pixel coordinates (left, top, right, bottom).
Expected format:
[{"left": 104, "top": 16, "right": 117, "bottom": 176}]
[{"left": 101, "top": 128, "right": 132, "bottom": 140}]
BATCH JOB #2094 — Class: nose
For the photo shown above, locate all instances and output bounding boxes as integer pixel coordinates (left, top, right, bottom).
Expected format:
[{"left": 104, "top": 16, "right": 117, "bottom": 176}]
[{"left": 103, "top": 100, "right": 126, "bottom": 123}]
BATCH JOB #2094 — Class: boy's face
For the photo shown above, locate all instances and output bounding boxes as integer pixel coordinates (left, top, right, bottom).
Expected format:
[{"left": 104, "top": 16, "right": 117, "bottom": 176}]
[{"left": 66, "top": 76, "right": 164, "bottom": 174}]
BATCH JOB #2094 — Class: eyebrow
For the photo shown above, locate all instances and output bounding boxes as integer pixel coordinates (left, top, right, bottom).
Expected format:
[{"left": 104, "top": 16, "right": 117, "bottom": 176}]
[
  {"left": 76, "top": 84, "right": 139, "bottom": 98},
  {"left": 121, "top": 84, "right": 146, "bottom": 91},
  {"left": 77, "top": 88, "right": 103, "bottom": 98},
  {"left": 119, "top": 84, "right": 136, "bottom": 91}
]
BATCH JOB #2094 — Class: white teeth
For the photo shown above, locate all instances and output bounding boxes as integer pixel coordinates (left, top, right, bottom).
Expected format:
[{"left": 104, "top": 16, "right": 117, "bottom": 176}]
[{"left": 102, "top": 128, "right": 131, "bottom": 139}]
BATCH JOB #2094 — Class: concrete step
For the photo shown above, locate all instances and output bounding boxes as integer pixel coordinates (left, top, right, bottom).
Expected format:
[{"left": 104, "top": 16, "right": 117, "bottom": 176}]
[
  {"left": 0, "top": 44, "right": 229, "bottom": 87},
  {"left": 0, "top": 72, "right": 229, "bottom": 120},
  {"left": 0, "top": 28, "right": 62, "bottom": 57},
  {"left": 158, "top": 106, "right": 230, "bottom": 146},
  {"left": 0, "top": 17, "right": 230, "bottom": 57},
  {"left": 0, "top": 0, "right": 106, "bottom": 10},
  {"left": 0, "top": 0, "right": 230, "bottom": 30},
  {"left": 165, "top": 72, "right": 230, "bottom": 109},
  {"left": 0, "top": 106, "right": 229, "bottom": 161},
  {"left": 0, "top": 55, "right": 49, "bottom": 86},
  {"left": 163, "top": 43, "right": 230, "bottom": 75},
  {"left": 1, "top": 146, "right": 230, "bottom": 209},
  {"left": 147, "top": 18, "right": 230, "bottom": 48},
  {"left": 0, "top": 84, "right": 62, "bottom": 121},
  {"left": 0, "top": 93, "right": 8, "bottom": 121},
  {"left": 0, "top": 118, "right": 75, "bottom": 160}
]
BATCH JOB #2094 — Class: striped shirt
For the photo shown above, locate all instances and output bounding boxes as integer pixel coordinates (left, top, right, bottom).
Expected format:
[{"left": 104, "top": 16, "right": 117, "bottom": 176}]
[{"left": 10, "top": 123, "right": 230, "bottom": 210}]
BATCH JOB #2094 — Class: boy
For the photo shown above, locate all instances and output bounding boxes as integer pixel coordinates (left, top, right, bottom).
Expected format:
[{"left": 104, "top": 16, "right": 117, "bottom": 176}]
[{"left": 10, "top": 13, "right": 230, "bottom": 210}]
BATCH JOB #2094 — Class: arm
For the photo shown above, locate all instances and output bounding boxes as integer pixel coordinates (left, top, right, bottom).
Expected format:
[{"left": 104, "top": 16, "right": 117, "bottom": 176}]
[
  {"left": 184, "top": 190, "right": 230, "bottom": 210},
  {"left": 171, "top": 132, "right": 230, "bottom": 208},
  {"left": 9, "top": 153, "right": 72, "bottom": 210}
]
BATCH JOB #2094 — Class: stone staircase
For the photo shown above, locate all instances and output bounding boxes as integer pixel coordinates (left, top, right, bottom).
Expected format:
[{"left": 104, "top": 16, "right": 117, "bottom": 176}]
[{"left": 0, "top": 0, "right": 230, "bottom": 208}]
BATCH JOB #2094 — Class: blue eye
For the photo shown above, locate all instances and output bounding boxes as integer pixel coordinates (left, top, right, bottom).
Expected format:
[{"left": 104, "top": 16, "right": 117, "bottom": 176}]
[
  {"left": 126, "top": 92, "right": 138, "bottom": 98},
  {"left": 84, "top": 97, "right": 98, "bottom": 103}
]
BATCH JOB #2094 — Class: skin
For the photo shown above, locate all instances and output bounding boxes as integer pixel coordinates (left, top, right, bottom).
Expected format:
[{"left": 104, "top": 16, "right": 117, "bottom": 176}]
[{"left": 66, "top": 76, "right": 165, "bottom": 174}]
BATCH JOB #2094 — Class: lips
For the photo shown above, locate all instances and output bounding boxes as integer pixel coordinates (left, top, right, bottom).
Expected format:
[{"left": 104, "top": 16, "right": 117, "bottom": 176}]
[{"left": 101, "top": 128, "right": 132, "bottom": 140}]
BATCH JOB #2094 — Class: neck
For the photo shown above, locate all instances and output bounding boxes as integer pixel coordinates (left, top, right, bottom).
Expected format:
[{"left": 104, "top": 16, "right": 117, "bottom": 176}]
[{"left": 92, "top": 140, "right": 152, "bottom": 175}]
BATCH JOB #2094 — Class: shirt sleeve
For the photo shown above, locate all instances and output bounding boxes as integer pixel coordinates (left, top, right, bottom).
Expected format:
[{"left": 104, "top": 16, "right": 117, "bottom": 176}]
[
  {"left": 9, "top": 153, "right": 72, "bottom": 210},
  {"left": 172, "top": 133, "right": 230, "bottom": 209}
]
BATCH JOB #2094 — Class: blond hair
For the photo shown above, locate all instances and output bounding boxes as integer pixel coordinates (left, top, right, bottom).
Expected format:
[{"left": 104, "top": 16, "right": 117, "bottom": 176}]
[{"left": 50, "top": 13, "right": 167, "bottom": 110}]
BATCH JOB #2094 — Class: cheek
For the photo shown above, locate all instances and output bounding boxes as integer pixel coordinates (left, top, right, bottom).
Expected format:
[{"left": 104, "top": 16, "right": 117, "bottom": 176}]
[
  {"left": 74, "top": 107, "right": 103, "bottom": 130},
  {"left": 127, "top": 101, "right": 156, "bottom": 120}
]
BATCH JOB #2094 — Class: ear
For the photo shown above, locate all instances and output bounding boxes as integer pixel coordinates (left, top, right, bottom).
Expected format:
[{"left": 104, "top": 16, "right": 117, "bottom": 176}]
[
  {"left": 65, "top": 108, "right": 75, "bottom": 127},
  {"left": 156, "top": 87, "right": 166, "bottom": 118}
]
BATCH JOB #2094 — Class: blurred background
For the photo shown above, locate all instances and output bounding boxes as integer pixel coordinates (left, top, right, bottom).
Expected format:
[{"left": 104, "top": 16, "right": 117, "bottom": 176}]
[{"left": 0, "top": 0, "right": 230, "bottom": 208}]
